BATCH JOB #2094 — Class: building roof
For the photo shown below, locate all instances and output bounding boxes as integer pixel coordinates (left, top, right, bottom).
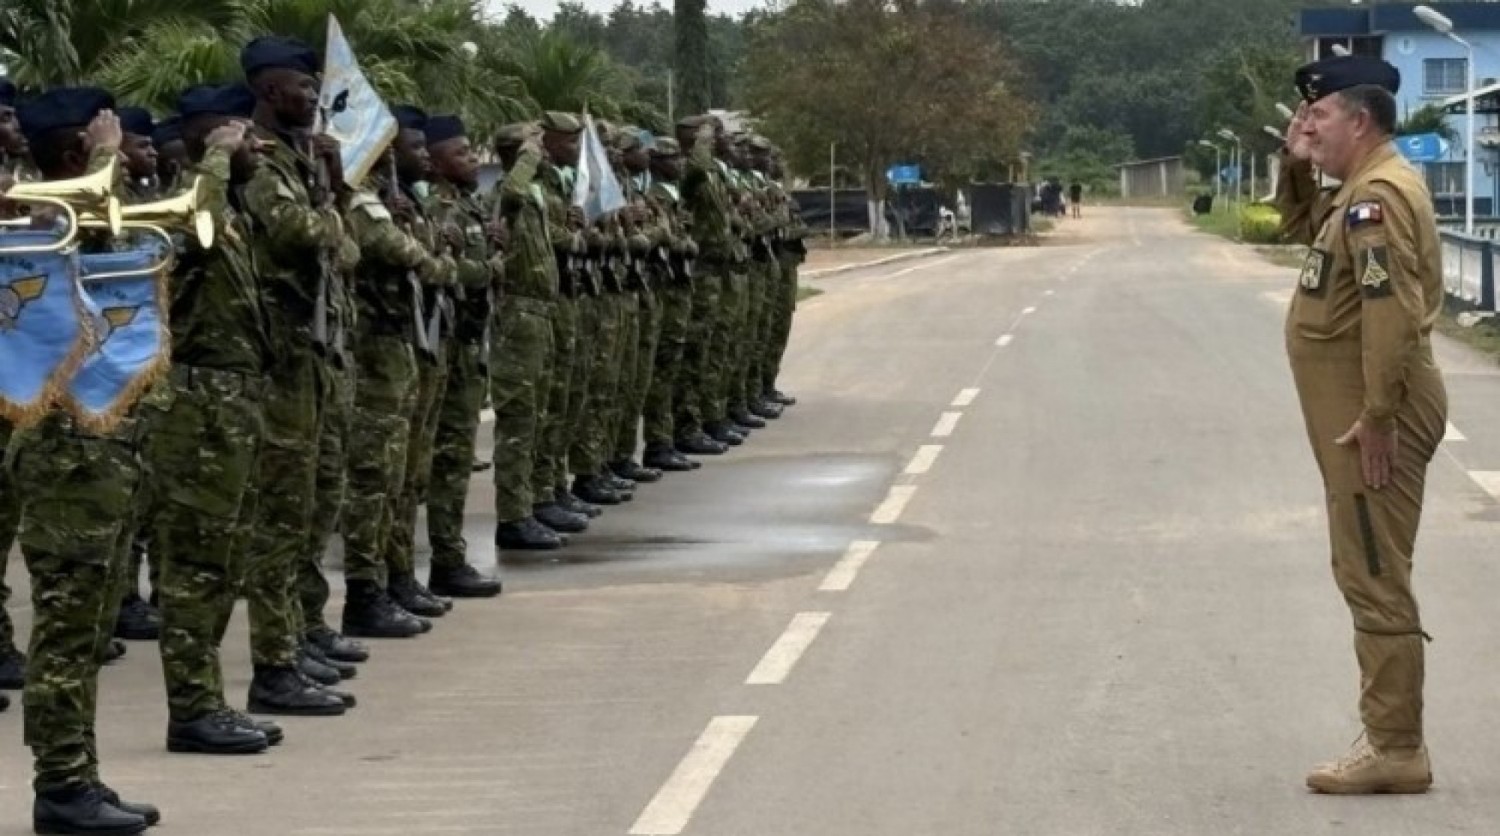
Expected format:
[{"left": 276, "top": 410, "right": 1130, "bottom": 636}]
[
  {"left": 1301, "top": 3, "right": 1500, "bottom": 37},
  {"left": 1441, "top": 81, "right": 1500, "bottom": 115}
]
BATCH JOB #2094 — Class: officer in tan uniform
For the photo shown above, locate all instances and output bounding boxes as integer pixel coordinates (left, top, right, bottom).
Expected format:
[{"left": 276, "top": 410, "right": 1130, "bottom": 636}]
[{"left": 1275, "top": 54, "right": 1446, "bottom": 795}]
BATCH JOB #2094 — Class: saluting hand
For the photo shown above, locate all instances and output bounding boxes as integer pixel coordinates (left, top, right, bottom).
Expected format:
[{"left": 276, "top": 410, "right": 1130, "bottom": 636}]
[
  {"left": 1285, "top": 101, "right": 1314, "bottom": 162},
  {"left": 85, "top": 109, "right": 123, "bottom": 154},
  {"left": 1336, "top": 419, "right": 1398, "bottom": 491},
  {"left": 205, "top": 121, "right": 249, "bottom": 153}
]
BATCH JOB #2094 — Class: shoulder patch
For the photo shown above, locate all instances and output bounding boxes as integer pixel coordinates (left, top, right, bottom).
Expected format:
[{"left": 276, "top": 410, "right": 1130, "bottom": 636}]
[
  {"left": 1360, "top": 246, "right": 1393, "bottom": 298},
  {"left": 1347, "top": 201, "right": 1383, "bottom": 227},
  {"left": 350, "top": 192, "right": 393, "bottom": 221}
]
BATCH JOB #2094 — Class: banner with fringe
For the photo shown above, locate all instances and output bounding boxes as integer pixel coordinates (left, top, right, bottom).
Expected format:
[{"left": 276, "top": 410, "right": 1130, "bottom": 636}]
[
  {"left": 64, "top": 243, "right": 171, "bottom": 432},
  {"left": 0, "top": 229, "right": 94, "bottom": 428}
]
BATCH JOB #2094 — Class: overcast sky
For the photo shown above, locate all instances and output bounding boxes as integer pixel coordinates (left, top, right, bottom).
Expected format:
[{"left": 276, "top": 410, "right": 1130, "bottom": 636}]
[{"left": 483, "top": 0, "right": 766, "bottom": 21}]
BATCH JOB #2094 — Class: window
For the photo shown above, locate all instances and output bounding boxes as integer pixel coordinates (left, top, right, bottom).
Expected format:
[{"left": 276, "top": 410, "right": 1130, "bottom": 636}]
[
  {"left": 1424, "top": 162, "right": 1464, "bottom": 196},
  {"left": 1425, "top": 58, "right": 1469, "bottom": 95}
]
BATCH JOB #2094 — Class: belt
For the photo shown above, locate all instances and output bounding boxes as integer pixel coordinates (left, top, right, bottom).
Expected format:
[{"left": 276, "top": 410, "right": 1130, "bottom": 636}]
[{"left": 170, "top": 364, "right": 267, "bottom": 398}]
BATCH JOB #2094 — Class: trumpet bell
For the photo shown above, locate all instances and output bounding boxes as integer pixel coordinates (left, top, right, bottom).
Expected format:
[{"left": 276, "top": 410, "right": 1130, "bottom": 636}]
[
  {"left": 84, "top": 175, "right": 215, "bottom": 249},
  {"left": 4, "top": 156, "right": 122, "bottom": 235}
]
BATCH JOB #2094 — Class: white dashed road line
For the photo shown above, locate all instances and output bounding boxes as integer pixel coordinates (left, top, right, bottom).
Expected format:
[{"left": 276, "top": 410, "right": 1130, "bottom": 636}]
[
  {"left": 1446, "top": 422, "right": 1467, "bottom": 442},
  {"left": 746, "top": 612, "right": 832, "bottom": 685},
  {"left": 995, "top": 334, "right": 1014, "bottom": 347},
  {"left": 820, "top": 541, "right": 881, "bottom": 592},
  {"left": 870, "top": 485, "right": 918, "bottom": 525},
  {"left": 951, "top": 388, "right": 980, "bottom": 407},
  {"left": 930, "top": 412, "right": 962, "bottom": 438},
  {"left": 629, "top": 716, "right": 760, "bottom": 836},
  {"left": 904, "top": 445, "right": 943, "bottom": 476}
]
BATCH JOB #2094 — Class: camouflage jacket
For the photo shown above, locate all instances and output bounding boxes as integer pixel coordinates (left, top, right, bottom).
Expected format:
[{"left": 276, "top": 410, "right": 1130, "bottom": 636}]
[
  {"left": 344, "top": 175, "right": 454, "bottom": 344},
  {"left": 428, "top": 179, "right": 501, "bottom": 344},
  {"left": 682, "top": 133, "right": 737, "bottom": 264},
  {"left": 487, "top": 144, "right": 560, "bottom": 302}
]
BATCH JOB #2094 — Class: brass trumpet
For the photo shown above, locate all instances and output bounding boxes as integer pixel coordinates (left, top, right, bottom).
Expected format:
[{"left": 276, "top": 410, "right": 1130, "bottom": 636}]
[
  {"left": 0, "top": 158, "right": 124, "bottom": 253},
  {"left": 82, "top": 175, "right": 215, "bottom": 249}
]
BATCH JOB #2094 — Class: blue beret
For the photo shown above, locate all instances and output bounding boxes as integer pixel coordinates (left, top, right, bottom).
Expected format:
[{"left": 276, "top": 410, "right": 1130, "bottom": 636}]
[
  {"left": 1296, "top": 56, "right": 1400, "bottom": 103},
  {"left": 178, "top": 83, "right": 255, "bottom": 120},
  {"left": 118, "top": 106, "right": 155, "bottom": 138},
  {"left": 152, "top": 115, "right": 182, "bottom": 146},
  {"left": 241, "top": 35, "right": 319, "bottom": 78},
  {"left": 392, "top": 105, "right": 428, "bottom": 132},
  {"left": 0, "top": 79, "right": 15, "bottom": 108},
  {"left": 424, "top": 114, "right": 465, "bottom": 145},
  {"left": 16, "top": 86, "right": 116, "bottom": 144}
]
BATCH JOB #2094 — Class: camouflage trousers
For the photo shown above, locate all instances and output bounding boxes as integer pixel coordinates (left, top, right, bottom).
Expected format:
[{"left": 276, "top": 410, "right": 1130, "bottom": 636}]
[
  {"left": 568, "top": 295, "right": 616, "bottom": 477},
  {"left": 577, "top": 290, "right": 631, "bottom": 472},
  {"left": 490, "top": 299, "right": 554, "bottom": 523},
  {"left": 386, "top": 345, "right": 449, "bottom": 579},
  {"left": 296, "top": 357, "right": 352, "bottom": 630},
  {"left": 241, "top": 350, "right": 325, "bottom": 668},
  {"left": 0, "top": 418, "right": 20, "bottom": 654},
  {"left": 708, "top": 269, "right": 751, "bottom": 422},
  {"left": 675, "top": 271, "right": 722, "bottom": 437},
  {"left": 341, "top": 333, "right": 417, "bottom": 587},
  {"left": 142, "top": 367, "right": 263, "bottom": 721},
  {"left": 12, "top": 413, "right": 140, "bottom": 792},
  {"left": 643, "top": 281, "right": 692, "bottom": 448},
  {"left": 536, "top": 297, "right": 579, "bottom": 494},
  {"left": 762, "top": 256, "right": 801, "bottom": 395},
  {"left": 740, "top": 262, "right": 779, "bottom": 407},
  {"left": 614, "top": 289, "right": 661, "bottom": 461},
  {"left": 428, "top": 341, "right": 486, "bottom": 571}
]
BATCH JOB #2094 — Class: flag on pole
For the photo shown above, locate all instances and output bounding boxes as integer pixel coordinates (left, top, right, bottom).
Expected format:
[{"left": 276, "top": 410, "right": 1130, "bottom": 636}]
[
  {"left": 319, "top": 14, "right": 398, "bottom": 188},
  {"left": 573, "top": 114, "right": 627, "bottom": 223}
]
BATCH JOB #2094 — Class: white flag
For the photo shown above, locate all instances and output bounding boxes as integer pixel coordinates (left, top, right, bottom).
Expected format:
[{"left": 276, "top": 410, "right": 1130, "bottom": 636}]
[
  {"left": 319, "top": 14, "right": 398, "bottom": 188},
  {"left": 573, "top": 114, "right": 627, "bottom": 223}
]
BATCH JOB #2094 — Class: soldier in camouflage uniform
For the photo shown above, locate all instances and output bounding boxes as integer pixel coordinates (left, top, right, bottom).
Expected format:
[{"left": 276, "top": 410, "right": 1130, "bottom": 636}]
[
  {"left": 0, "top": 77, "right": 26, "bottom": 707},
  {"left": 10, "top": 86, "right": 162, "bottom": 835},
  {"left": 239, "top": 35, "right": 355, "bottom": 716},
  {"left": 338, "top": 109, "right": 454, "bottom": 637},
  {"left": 490, "top": 123, "right": 576, "bottom": 551},
  {"left": 710, "top": 139, "right": 761, "bottom": 439},
  {"left": 760, "top": 148, "right": 803, "bottom": 408},
  {"left": 422, "top": 113, "right": 504, "bottom": 598},
  {"left": 734, "top": 136, "right": 786, "bottom": 423},
  {"left": 142, "top": 83, "right": 281, "bottom": 757},
  {"left": 640, "top": 138, "right": 702, "bottom": 473}
]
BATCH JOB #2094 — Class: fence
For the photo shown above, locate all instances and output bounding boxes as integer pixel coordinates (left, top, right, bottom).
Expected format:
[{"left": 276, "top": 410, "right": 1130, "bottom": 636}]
[{"left": 1440, "top": 230, "right": 1497, "bottom": 310}]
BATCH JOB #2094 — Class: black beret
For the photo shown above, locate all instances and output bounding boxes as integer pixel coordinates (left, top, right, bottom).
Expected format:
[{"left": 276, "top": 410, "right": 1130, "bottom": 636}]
[
  {"left": 178, "top": 83, "right": 256, "bottom": 120},
  {"left": 241, "top": 35, "right": 320, "bottom": 78},
  {"left": 392, "top": 104, "right": 428, "bottom": 132},
  {"left": 424, "top": 114, "right": 466, "bottom": 146},
  {"left": 118, "top": 106, "right": 155, "bottom": 138},
  {"left": 16, "top": 86, "right": 116, "bottom": 144},
  {"left": 0, "top": 79, "right": 15, "bottom": 108},
  {"left": 1295, "top": 55, "right": 1400, "bottom": 104},
  {"left": 152, "top": 115, "right": 182, "bottom": 146}
]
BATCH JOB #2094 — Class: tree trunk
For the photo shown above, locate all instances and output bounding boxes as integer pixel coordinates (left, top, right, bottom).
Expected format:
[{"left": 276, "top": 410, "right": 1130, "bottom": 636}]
[{"left": 673, "top": 0, "right": 713, "bottom": 114}]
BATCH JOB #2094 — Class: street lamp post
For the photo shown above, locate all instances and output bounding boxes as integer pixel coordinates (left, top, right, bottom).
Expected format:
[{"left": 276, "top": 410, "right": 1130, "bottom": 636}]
[
  {"left": 1197, "top": 139, "right": 1222, "bottom": 207},
  {"left": 1416, "top": 4, "right": 1475, "bottom": 234},
  {"left": 1218, "top": 128, "right": 1243, "bottom": 208}
]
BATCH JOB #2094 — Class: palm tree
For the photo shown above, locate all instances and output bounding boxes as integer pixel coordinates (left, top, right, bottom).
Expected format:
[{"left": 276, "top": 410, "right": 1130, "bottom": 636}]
[
  {"left": 1397, "top": 103, "right": 1459, "bottom": 143},
  {"left": 491, "top": 27, "right": 665, "bottom": 131}
]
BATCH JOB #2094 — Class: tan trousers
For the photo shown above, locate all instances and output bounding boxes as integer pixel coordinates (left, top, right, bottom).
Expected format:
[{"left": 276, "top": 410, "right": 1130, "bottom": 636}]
[{"left": 1289, "top": 342, "right": 1446, "bottom": 750}]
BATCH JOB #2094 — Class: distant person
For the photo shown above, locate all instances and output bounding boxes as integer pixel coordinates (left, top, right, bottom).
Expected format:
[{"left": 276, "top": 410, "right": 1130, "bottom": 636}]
[{"left": 1069, "top": 181, "right": 1083, "bottom": 218}]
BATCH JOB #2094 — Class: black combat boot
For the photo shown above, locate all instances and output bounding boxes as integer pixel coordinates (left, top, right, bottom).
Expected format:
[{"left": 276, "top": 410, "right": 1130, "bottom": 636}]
[
  {"left": 247, "top": 666, "right": 346, "bottom": 716},
  {"left": 705, "top": 422, "right": 745, "bottom": 446},
  {"left": 471, "top": 459, "right": 493, "bottom": 472},
  {"left": 428, "top": 563, "right": 503, "bottom": 598},
  {"left": 166, "top": 708, "right": 270, "bottom": 755},
  {"left": 296, "top": 649, "right": 341, "bottom": 686},
  {"left": 389, "top": 573, "right": 448, "bottom": 619},
  {"left": 0, "top": 645, "right": 24, "bottom": 689},
  {"left": 95, "top": 785, "right": 160, "bottom": 827},
  {"left": 534, "top": 501, "right": 589, "bottom": 533},
  {"left": 103, "top": 640, "right": 127, "bottom": 664},
  {"left": 598, "top": 468, "right": 636, "bottom": 498},
  {"left": 495, "top": 517, "right": 565, "bottom": 550},
  {"left": 0, "top": 692, "right": 8, "bottom": 713},
  {"left": 643, "top": 444, "right": 696, "bottom": 472},
  {"left": 572, "top": 475, "right": 624, "bottom": 506},
  {"left": 33, "top": 784, "right": 147, "bottom": 835},
  {"left": 113, "top": 594, "right": 160, "bottom": 641},
  {"left": 296, "top": 669, "right": 357, "bottom": 709},
  {"left": 729, "top": 407, "right": 766, "bottom": 430},
  {"left": 305, "top": 625, "right": 369, "bottom": 664},
  {"left": 302, "top": 641, "right": 356, "bottom": 680},
  {"left": 767, "top": 387, "right": 796, "bottom": 406},
  {"left": 749, "top": 398, "right": 783, "bottom": 420},
  {"left": 555, "top": 488, "right": 603, "bottom": 518},
  {"left": 226, "top": 709, "right": 284, "bottom": 746},
  {"left": 342, "top": 580, "right": 428, "bottom": 639},
  {"left": 675, "top": 433, "right": 726, "bottom": 457},
  {"left": 610, "top": 459, "right": 663, "bottom": 483}
]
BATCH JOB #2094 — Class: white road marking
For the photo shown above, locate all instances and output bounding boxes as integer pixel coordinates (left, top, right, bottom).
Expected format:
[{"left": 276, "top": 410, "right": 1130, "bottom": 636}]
[
  {"left": 629, "top": 716, "right": 759, "bottom": 835},
  {"left": 1044, "top": 289, "right": 1055, "bottom": 296},
  {"left": 1446, "top": 422, "right": 1467, "bottom": 442},
  {"left": 952, "top": 388, "right": 980, "bottom": 407},
  {"left": 1469, "top": 471, "right": 1500, "bottom": 501},
  {"left": 995, "top": 334, "right": 1014, "bottom": 347},
  {"left": 931, "top": 412, "right": 962, "bottom": 438},
  {"left": 876, "top": 254, "right": 962, "bottom": 281},
  {"left": 870, "top": 485, "right": 918, "bottom": 525},
  {"left": 820, "top": 540, "right": 881, "bottom": 592},
  {"left": 1022, "top": 306, "right": 1037, "bottom": 315},
  {"left": 746, "top": 612, "right": 832, "bottom": 685},
  {"left": 904, "top": 444, "right": 943, "bottom": 475}
]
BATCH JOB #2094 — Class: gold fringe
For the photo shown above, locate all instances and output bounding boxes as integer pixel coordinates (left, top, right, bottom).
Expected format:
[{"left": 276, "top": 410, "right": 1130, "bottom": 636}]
[
  {"left": 0, "top": 269, "right": 100, "bottom": 430},
  {"left": 58, "top": 264, "right": 171, "bottom": 434}
]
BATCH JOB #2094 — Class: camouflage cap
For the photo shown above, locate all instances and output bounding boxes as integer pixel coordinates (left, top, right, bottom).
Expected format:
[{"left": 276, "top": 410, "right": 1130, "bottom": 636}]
[
  {"left": 651, "top": 137, "right": 682, "bottom": 157},
  {"left": 747, "top": 135, "right": 774, "bottom": 152},
  {"left": 494, "top": 121, "right": 537, "bottom": 147},
  {"left": 540, "top": 111, "right": 582, "bottom": 134},
  {"left": 675, "top": 113, "right": 715, "bottom": 131},
  {"left": 613, "top": 127, "right": 645, "bottom": 152}
]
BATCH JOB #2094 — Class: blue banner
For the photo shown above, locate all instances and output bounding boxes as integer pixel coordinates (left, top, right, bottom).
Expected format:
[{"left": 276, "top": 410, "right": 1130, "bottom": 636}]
[
  {"left": 574, "top": 114, "right": 627, "bottom": 223},
  {"left": 0, "top": 230, "right": 92, "bottom": 426},
  {"left": 320, "top": 14, "right": 398, "bottom": 189},
  {"left": 1396, "top": 132, "right": 1450, "bottom": 164},
  {"left": 64, "top": 244, "right": 170, "bottom": 432}
]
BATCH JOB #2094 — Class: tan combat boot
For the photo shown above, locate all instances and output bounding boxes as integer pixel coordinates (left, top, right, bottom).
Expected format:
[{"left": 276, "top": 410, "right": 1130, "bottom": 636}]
[{"left": 1306, "top": 736, "right": 1432, "bottom": 795}]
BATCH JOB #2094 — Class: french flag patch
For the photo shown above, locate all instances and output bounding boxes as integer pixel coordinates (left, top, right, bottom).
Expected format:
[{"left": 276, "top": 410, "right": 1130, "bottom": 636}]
[{"left": 1348, "top": 201, "right": 1383, "bottom": 226}]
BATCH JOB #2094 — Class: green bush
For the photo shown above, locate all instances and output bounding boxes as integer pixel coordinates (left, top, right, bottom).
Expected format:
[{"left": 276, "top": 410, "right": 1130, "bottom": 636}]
[{"left": 1238, "top": 204, "right": 1283, "bottom": 244}]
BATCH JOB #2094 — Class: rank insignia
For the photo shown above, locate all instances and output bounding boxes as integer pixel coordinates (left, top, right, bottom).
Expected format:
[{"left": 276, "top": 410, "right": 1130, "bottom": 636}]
[
  {"left": 1348, "top": 201, "right": 1383, "bottom": 227},
  {"left": 1360, "top": 246, "right": 1392, "bottom": 298},
  {"left": 1299, "top": 248, "right": 1329, "bottom": 294}
]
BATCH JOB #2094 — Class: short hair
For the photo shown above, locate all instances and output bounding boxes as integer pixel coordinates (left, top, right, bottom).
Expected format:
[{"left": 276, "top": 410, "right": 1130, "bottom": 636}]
[
  {"left": 30, "top": 125, "right": 86, "bottom": 178},
  {"left": 1334, "top": 85, "right": 1397, "bottom": 136}
]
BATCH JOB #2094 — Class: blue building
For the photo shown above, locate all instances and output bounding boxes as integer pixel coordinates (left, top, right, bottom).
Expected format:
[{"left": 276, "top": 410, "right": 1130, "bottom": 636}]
[{"left": 1300, "top": 2, "right": 1500, "bottom": 216}]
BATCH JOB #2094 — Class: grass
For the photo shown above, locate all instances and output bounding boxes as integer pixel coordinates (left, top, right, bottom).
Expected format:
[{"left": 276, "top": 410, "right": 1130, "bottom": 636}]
[
  {"left": 1437, "top": 299, "right": 1500, "bottom": 364},
  {"left": 1187, "top": 207, "right": 1242, "bottom": 241}
]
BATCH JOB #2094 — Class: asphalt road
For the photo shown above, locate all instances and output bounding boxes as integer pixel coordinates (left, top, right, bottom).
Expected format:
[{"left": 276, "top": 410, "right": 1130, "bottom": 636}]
[{"left": 5, "top": 206, "right": 1500, "bottom": 835}]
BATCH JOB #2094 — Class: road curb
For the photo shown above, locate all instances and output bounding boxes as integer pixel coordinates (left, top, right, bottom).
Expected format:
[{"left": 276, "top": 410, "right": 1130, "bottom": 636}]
[{"left": 801, "top": 247, "right": 947, "bottom": 278}]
